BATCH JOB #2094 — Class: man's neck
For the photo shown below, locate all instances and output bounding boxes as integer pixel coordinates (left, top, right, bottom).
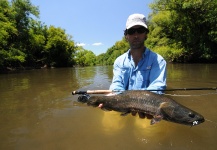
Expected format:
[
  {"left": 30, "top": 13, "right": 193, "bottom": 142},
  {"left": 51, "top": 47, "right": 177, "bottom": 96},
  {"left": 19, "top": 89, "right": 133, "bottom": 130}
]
[{"left": 130, "top": 47, "right": 145, "bottom": 66}]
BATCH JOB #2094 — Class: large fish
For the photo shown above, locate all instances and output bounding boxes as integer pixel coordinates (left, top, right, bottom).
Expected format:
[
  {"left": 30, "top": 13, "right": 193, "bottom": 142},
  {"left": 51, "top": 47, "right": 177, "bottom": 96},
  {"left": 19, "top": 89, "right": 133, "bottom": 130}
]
[{"left": 77, "top": 90, "right": 205, "bottom": 126}]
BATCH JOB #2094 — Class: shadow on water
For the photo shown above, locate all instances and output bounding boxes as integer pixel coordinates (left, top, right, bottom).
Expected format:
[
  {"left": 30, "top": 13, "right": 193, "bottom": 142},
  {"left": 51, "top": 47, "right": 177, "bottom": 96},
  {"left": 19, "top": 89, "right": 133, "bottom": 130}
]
[{"left": 0, "top": 65, "right": 217, "bottom": 150}]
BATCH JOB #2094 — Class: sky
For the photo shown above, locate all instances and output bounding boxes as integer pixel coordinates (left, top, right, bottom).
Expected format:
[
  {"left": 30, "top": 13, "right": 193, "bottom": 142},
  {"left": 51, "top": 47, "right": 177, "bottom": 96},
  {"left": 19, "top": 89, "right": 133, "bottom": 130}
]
[{"left": 30, "top": 0, "right": 153, "bottom": 55}]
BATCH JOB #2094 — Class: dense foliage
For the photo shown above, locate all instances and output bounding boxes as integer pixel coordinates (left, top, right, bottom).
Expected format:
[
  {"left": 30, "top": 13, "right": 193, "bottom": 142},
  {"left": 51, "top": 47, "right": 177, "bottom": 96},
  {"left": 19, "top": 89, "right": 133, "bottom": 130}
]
[
  {"left": 146, "top": 0, "right": 217, "bottom": 62},
  {"left": 0, "top": 0, "right": 76, "bottom": 71},
  {"left": 75, "top": 47, "right": 96, "bottom": 66}
]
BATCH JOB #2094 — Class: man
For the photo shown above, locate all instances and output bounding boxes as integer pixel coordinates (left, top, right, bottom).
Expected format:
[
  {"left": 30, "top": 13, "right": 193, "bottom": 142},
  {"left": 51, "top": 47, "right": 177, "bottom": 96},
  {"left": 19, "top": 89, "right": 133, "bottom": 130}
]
[
  {"left": 109, "top": 13, "right": 167, "bottom": 93},
  {"left": 102, "top": 13, "right": 167, "bottom": 118}
]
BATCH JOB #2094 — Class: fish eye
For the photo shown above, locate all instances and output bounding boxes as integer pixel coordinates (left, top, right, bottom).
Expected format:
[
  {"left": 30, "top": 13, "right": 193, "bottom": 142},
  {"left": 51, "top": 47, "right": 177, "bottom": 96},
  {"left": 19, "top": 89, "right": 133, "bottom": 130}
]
[{"left": 188, "top": 112, "right": 195, "bottom": 118}]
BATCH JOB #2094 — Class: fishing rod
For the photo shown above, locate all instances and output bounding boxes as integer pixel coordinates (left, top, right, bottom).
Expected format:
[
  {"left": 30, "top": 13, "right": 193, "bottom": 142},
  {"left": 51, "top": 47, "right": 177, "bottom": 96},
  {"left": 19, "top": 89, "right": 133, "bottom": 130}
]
[{"left": 72, "top": 87, "right": 217, "bottom": 95}]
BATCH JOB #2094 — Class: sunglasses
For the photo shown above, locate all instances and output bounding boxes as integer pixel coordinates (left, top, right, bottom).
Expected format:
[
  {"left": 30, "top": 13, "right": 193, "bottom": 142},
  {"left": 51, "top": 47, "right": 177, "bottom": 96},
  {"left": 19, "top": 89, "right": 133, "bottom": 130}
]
[{"left": 126, "top": 27, "right": 147, "bottom": 35}]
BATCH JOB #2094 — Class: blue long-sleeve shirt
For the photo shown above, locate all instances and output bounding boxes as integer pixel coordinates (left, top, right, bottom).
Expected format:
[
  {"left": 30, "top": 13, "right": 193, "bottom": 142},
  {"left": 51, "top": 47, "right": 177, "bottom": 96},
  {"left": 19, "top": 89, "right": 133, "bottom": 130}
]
[{"left": 109, "top": 48, "right": 167, "bottom": 94}]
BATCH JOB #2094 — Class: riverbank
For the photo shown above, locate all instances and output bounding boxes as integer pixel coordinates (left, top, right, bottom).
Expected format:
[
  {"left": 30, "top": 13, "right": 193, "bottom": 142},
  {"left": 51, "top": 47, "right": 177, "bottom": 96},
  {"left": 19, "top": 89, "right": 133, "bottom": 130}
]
[{"left": 0, "top": 65, "right": 55, "bottom": 74}]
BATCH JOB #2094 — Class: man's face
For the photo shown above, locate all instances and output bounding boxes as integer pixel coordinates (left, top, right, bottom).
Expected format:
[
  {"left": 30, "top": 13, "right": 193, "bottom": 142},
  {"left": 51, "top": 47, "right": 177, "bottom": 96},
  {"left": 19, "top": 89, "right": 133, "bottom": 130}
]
[{"left": 125, "top": 25, "right": 148, "bottom": 49}]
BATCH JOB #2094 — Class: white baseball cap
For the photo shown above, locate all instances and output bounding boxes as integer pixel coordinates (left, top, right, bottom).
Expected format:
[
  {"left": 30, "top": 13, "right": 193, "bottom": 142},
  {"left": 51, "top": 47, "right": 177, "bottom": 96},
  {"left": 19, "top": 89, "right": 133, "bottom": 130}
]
[{"left": 126, "top": 13, "right": 148, "bottom": 30}]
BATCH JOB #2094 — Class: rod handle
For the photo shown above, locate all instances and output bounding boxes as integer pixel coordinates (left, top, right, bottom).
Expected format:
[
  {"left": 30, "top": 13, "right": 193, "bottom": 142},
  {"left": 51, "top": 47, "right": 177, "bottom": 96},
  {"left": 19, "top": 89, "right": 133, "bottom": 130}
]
[{"left": 72, "top": 90, "right": 113, "bottom": 95}]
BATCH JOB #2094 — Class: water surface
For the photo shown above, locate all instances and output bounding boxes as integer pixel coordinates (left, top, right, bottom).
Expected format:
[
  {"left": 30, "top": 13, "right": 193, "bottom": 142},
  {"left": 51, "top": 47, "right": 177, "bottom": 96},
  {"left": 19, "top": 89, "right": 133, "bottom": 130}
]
[{"left": 0, "top": 64, "right": 217, "bottom": 150}]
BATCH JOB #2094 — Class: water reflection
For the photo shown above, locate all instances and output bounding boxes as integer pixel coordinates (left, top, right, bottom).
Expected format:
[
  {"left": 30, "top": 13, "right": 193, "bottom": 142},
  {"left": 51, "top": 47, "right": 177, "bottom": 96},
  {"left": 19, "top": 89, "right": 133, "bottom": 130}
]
[
  {"left": 101, "top": 112, "right": 126, "bottom": 134},
  {"left": 0, "top": 65, "right": 217, "bottom": 150},
  {"left": 100, "top": 112, "right": 151, "bottom": 135},
  {"left": 167, "top": 63, "right": 217, "bottom": 88}
]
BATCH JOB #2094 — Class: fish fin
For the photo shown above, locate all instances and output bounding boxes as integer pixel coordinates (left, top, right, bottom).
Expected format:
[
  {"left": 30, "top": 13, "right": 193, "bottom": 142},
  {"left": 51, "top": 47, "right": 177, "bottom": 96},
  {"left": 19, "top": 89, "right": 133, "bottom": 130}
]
[
  {"left": 150, "top": 102, "right": 167, "bottom": 125},
  {"left": 159, "top": 102, "right": 170, "bottom": 108},
  {"left": 120, "top": 111, "right": 130, "bottom": 116},
  {"left": 150, "top": 115, "right": 163, "bottom": 125},
  {"left": 160, "top": 102, "right": 175, "bottom": 117}
]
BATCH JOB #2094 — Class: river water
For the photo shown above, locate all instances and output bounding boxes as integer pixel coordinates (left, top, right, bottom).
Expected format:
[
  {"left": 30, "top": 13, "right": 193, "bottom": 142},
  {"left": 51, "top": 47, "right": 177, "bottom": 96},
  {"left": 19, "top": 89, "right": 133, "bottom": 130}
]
[{"left": 0, "top": 64, "right": 217, "bottom": 150}]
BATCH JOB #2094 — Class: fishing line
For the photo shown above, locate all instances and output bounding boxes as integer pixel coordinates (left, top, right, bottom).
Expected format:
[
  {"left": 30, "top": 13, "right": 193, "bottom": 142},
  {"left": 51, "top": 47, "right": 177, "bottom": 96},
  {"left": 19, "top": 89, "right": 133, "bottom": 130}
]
[
  {"left": 164, "top": 92, "right": 217, "bottom": 97},
  {"left": 205, "top": 119, "right": 217, "bottom": 128}
]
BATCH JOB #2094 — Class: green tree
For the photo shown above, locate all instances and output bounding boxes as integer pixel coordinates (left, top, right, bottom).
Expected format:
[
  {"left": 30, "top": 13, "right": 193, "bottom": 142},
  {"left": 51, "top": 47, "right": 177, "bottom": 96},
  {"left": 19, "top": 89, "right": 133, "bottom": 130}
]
[
  {"left": 0, "top": 0, "right": 77, "bottom": 71},
  {"left": 0, "top": 0, "right": 21, "bottom": 68},
  {"left": 28, "top": 20, "right": 47, "bottom": 67},
  {"left": 95, "top": 53, "right": 106, "bottom": 65},
  {"left": 146, "top": 10, "right": 184, "bottom": 62},
  {"left": 0, "top": 0, "right": 40, "bottom": 69},
  {"left": 11, "top": 0, "right": 40, "bottom": 65},
  {"left": 147, "top": 0, "right": 217, "bottom": 62},
  {"left": 45, "top": 26, "right": 75, "bottom": 67},
  {"left": 75, "top": 47, "right": 96, "bottom": 66}
]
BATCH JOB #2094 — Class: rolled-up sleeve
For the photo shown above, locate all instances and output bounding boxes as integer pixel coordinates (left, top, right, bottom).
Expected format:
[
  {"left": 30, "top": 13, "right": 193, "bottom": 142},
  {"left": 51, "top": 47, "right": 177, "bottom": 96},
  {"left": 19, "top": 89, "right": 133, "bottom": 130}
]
[{"left": 109, "top": 60, "right": 129, "bottom": 91}]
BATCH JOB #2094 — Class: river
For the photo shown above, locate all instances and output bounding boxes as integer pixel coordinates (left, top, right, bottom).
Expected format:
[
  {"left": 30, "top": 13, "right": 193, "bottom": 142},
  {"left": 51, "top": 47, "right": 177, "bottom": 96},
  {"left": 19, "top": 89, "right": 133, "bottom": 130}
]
[{"left": 0, "top": 64, "right": 217, "bottom": 150}]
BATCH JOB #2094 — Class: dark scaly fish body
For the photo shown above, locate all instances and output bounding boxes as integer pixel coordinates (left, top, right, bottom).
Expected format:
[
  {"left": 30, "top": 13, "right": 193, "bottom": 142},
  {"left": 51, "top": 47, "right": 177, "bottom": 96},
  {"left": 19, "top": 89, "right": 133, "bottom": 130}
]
[{"left": 78, "top": 90, "right": 205, "bottom": 126}]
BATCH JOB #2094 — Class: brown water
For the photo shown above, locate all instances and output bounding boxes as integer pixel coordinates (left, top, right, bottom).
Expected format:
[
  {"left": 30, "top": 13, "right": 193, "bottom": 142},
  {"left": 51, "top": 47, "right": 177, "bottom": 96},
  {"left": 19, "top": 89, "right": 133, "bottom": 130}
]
[{"left": 0, "top": 64, "right": 217, "bottom": 150}]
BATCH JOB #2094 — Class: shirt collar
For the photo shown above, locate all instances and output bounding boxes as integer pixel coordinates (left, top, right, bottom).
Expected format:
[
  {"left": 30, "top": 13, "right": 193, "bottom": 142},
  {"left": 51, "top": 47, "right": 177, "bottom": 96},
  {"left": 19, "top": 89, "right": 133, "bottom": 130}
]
[{"left": 127, "top": 47, "right": 149, "bottom": 59}]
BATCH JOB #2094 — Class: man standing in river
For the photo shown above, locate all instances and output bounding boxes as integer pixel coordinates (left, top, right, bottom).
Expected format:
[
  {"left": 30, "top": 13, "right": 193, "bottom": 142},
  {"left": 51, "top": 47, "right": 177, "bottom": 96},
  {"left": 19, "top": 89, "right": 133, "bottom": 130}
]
[
  {"left": 110, "top": 13, "right": 167, "bottom": 92},
  {"left": 105, "top": 13, "right": 167, "bottom": 118}
]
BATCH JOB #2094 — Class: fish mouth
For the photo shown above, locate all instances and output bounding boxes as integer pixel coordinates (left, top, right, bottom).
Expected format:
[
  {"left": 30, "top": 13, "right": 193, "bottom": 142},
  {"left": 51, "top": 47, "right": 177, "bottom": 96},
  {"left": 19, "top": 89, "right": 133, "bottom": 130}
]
[{"left": 191, "top": 118, "right": 205, "bottom": 126}]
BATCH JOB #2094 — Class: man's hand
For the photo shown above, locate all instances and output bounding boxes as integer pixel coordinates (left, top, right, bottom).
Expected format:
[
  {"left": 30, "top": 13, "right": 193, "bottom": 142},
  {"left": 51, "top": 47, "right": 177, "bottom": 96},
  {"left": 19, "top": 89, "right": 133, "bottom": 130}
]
[
  {"left": 98, "top": 103, "right": 103, "bottom": 108},
  {"left": 131, "top": 111, "right": 153, "bottom": 119}
]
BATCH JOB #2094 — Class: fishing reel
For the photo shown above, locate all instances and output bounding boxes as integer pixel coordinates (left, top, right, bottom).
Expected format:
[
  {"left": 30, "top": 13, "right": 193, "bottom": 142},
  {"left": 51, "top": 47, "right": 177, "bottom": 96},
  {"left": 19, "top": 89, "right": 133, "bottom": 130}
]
[{"left": 77, "top": 94, "right": 90, "bottom": 103}]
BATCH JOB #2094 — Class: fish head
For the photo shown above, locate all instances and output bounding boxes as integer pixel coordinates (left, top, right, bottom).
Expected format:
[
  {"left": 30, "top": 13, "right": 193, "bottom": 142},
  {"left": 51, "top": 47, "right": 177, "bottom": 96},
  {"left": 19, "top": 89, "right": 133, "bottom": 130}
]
[{"left": 161, "top": 103, "right": 205, "bottom": 126}]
